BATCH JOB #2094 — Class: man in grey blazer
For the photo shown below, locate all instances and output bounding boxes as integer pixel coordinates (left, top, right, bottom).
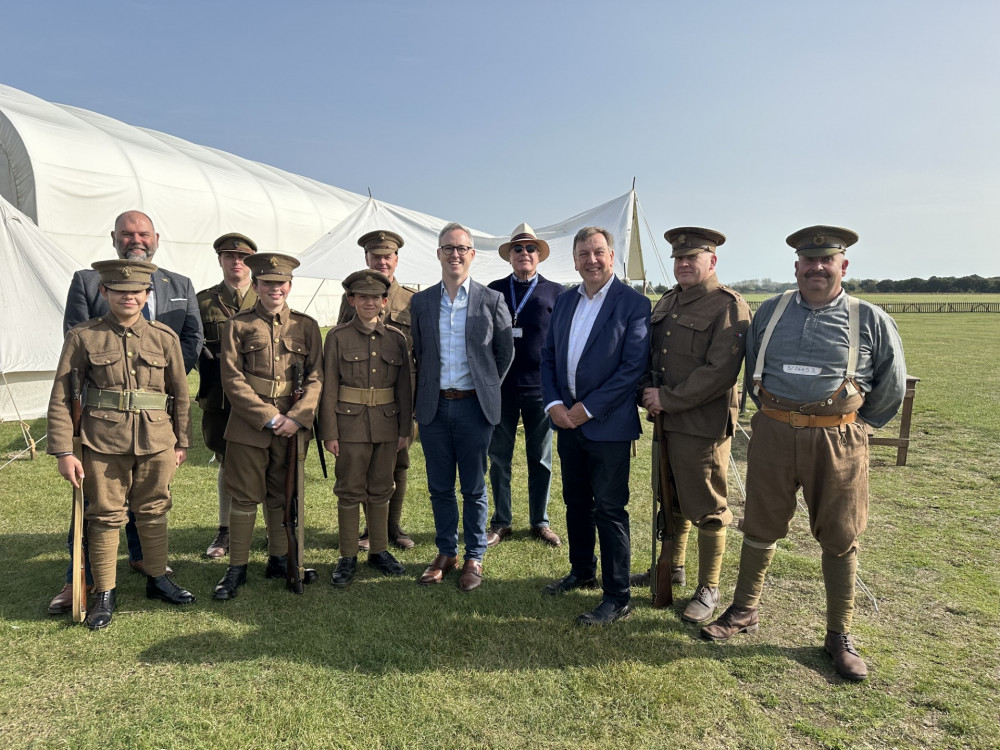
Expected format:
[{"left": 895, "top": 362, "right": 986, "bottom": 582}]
[
  {"left": 411, "top": 222, "right": 514, "bottom": 592},
  {"left": 47, "top": 209, "right": 203, "bottom": 615}
]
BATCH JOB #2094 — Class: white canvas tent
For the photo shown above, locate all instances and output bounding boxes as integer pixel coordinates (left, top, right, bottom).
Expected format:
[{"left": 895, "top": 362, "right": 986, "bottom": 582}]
[
  {"left": 0, "top": 82, "right": 653, "bottom": 422},
  {"left": 295, "top": 190, "right": 648, "bottom": 323},
  {"left": 0, "top": 195, "right": 81, "bottom": 424}
]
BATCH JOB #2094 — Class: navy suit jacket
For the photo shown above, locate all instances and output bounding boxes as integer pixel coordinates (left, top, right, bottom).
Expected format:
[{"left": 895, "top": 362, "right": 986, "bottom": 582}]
[
  {"left": 541, "top": 277, "right": 651, "bottom": 442},
  {"left": 63, "top": 267, "right": 204, "bottom": 373},
  {"left": 410, "top": 279, "right": 514, "bottom": 426}
]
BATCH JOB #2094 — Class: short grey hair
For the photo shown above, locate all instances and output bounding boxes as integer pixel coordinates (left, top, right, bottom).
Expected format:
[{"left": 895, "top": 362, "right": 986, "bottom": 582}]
[
  {"left": 572, "top": 226, "right": 614, "bottom": 253},
  {"left": 438, "top": 222, "right": 473, "bottom": 247}
]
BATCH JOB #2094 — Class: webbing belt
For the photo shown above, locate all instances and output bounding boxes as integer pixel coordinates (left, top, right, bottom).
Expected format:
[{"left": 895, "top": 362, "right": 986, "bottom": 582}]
[
  {"left": 339, "top": 386, "right": 394, "bottom": 406},
  {"left": 245, "top": 373, "right": 293, "bottom": 398},
  {"left": 85, "top": 389, "right": 168, "bottom": 412},
  {"left": 760, "top": 408, "right": 857, "bottom": 428}
]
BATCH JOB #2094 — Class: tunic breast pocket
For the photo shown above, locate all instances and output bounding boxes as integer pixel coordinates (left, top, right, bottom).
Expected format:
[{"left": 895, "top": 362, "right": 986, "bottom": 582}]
[
  {"left": 674, "top": 314, "right": 712, "bottom": 357},
  {"left": 87, "top": 349, "right": 124, "bottom": 390},
  {"left": 240, "top": 336, "right": 269, "bottom": 372},
  {"left": 380, "top": 350, "right": 403, "bottom": 379},
  {"left": 136, "top": 347, "right": 168, "bottom": 391}
]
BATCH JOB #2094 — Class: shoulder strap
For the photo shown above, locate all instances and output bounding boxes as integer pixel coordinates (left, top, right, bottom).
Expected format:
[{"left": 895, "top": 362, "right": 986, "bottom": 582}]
[{"left": 752, "top": 290, "right": 795, "bottom": 394}]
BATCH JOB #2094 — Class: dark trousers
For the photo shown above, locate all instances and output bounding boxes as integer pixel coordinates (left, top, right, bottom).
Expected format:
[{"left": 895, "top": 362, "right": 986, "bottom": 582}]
[
  {"left": 557, "top": 428, "right": 632, "bottom": 607},
  {"left": 487, "top": 393, "right": 553, "bottom": 529}
]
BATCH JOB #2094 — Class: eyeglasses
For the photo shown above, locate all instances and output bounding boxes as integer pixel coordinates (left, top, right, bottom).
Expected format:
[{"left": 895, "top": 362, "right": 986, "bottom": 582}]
[
  {"left": 439, "top": 245, "right": 472, "bottom": 256},
  {"left": 511, "top": 244, "right": 539, "bottom": 254}
]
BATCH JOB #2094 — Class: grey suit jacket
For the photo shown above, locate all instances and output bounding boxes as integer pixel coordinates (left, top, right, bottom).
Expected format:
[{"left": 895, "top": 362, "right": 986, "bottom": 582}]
[
  {"left": 410, "top": 279, "right": 514, "bottom": 425},
  {"left": 63, "top": 267, "right": 204, "bottom": 373}
]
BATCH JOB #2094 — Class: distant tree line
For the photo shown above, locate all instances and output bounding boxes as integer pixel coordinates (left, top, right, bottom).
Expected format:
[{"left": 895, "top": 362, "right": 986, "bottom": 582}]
[{"left": 725, "top": 275, "right": 1000, "bottom": 294}]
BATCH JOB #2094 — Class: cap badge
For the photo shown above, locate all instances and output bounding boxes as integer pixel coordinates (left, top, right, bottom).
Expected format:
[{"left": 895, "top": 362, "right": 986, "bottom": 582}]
[
  {"left": 813, "top": 235, "right": 825, "bottom": 246},
  {"left": 269, "top": 257, "right": 279, "bottom": 268},
  {"left": 121, "top": 267, "right": 132, "bottom": 278}
]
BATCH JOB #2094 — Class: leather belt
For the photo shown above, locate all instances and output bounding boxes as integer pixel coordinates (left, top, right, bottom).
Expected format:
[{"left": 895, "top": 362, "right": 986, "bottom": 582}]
[
  {"left": 761, "top": 408, "right": 857, "bottom": 428},
  {"left": 440, "top": 389, "right": 476, "bottom": 400},
  {"left": 85, "top": 389, "right": 168, "bottom": 412},
  {"left": 339, "top": 385, "right": 395, "bottom": 406},
  {"left": 244, "top": 373, "right": 294, "bottom": 398}
]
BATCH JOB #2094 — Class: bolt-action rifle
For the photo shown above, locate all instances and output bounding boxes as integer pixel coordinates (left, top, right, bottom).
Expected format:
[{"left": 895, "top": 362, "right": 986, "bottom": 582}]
[
  {"left": 70, "top": 368, "right": 87, "bottom": 623},
  {"left": 283, "top": 363, "right": 317, "bottom": 593},
  {"left": 650, "top": 372, "right": 675, "bottom": 608}
]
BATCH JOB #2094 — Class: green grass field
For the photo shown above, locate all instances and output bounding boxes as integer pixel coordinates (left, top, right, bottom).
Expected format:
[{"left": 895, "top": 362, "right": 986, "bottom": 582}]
[{"left": 1, "top": 311, "right": 998, "bottom": 749}]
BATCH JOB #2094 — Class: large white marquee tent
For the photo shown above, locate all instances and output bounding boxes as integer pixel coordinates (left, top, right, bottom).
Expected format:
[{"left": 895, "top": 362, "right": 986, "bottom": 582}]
[{"left": 0, "top": 82, "right": 651, "bottom": 422}]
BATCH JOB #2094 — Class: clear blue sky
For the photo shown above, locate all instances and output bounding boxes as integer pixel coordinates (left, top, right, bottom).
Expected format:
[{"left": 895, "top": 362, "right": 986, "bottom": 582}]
[{"left": 3, "top": 0, "right": 998, "bottom": 286}]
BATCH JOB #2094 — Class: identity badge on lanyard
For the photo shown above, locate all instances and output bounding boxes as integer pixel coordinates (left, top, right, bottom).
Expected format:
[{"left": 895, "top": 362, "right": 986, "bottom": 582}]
[{"left": 510, "top": 275, "right": 538, "bottom": 339}]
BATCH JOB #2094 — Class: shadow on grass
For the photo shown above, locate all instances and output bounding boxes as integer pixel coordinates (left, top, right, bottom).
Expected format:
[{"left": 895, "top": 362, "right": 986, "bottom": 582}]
[{"left": 10, "top": 527, "right": 855, "bottom": 684}]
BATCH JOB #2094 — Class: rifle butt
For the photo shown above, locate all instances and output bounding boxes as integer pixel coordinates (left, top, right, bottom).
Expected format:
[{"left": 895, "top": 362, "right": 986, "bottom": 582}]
[{"left": 652, "top": 538, "right": 674, "bottom": 609}]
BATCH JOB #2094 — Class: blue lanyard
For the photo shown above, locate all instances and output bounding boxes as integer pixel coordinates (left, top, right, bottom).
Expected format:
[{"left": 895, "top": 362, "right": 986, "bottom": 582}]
[{"left": 509, "top": 274, "right": 539, "bottom": 326}]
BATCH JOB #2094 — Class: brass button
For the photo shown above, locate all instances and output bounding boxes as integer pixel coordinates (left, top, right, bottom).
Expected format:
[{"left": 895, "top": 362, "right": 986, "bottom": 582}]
[
  {"left": 671, "top": 314, "right": 678, "bottom": 319},
  {"left": 661, "top": 349, "right": 666, "bottom": 354},
  {"left": 130, "top": 370, "right": 137, "bottom": 375},
  {"left": 126, "top": 333, "right": 133, "bottom": 338},
  {"left": 371, "top": 352, "right": 377, "bottom": 357},
  {"left": 371, "top": 369, "right": 376, "bottom": 373},
  {"left": 274, "top": 356, "right": 279, "bottom": 362},
  {"left": 274, "top": 337, "right": 280, "bottom": 343},
  {"left": 276, "top": 375, "right": 282, "bottom": 381},
  {"left": 666, "top": 331, "right": 671, "bottom": 337},
  {"left": 370, "top": 335, "right": 376, "bottom": 340},
  {"left": 127, "top": 352, "right": 133, "bottom": 358}
]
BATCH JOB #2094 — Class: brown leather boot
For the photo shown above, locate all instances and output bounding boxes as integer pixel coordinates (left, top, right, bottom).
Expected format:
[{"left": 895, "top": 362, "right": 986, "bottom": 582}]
[
  {"left": 48, "top": 582, "right": 93, "bottom": 615},
  {"left": 700, "top": 603, "right": 759, "bottom": 641},
  {"left": 824, "top": 631, "right": 868, "bottom": 681},
  {"left": 681, "top": 585, "right": 719, "bottom": 623}
]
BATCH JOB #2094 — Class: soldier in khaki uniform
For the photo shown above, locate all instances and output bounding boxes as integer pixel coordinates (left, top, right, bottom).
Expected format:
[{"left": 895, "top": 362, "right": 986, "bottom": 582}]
[
  {"left": 321, "top": 269, "right": 413, "bottom": 586},
  {"left": 637, "top": 227, "right": 751, "bottom": 624},
  {"left": 47, "top": 259, "right": 196, "bottom": 630},
  {"left": 213, "top": 253, "right": 324, "bottom": 600},
  {"left": 336, "top": 230, "right": 416, "bottom": 550},
  {"left": 702, "top": 226, "right": 907, "bottom": 682},
  {"left": 196, "top": 233, "right": 259, "bottom": 559}
]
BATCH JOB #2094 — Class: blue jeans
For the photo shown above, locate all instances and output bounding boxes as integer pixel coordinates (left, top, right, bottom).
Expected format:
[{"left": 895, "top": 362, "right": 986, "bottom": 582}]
[
  {"left": 64, "top": 505, "right": 142, "bottom": 586},
  {"left": 488, "top": 393, "right": 553, "bottom": 529},
  {"left": 421, "top": 395, "right": 493, "bottom": 561},
  {"left": 557, "top": 429, "right": 632, "bottom": 607}
]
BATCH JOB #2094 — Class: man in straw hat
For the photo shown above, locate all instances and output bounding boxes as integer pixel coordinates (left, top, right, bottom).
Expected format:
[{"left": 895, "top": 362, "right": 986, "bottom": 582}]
[
  {"left": 47, "top": 258, "right": 196, "bottom": 629},
  {"left": 197, "top": 233, "right": 259, "bottom": 560},
  {"left": 485, "top": 223, "right": 564, "bottom": 549},
  {"left": 702, "top": 225, "right": 907, "bottom": 682},
  {"left": 213, "top": 253, "right": 323, "bottom": 600},
  {"left": 336, "top": 230, "right": 417, "bottom": 552},
  {"left": 635, "top": 227, "right": 751, "bottom": 624}
]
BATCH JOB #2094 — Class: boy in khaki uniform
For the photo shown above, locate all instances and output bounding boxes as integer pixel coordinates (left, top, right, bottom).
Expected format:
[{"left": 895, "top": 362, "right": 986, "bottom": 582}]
[
  {"left": 196, "top": 232, "right": 259, "bottom": 559},
  {"left": 321, "top": 269, "right": 413, "bottom": 586},
  {"left": 336, "top": 230, "right": 416, "bottom": 551},
  {"left": 47, "top": 259, "right": 195, "bottom": 630},
  {"left": 213, "top": 253, "right": 323, "bottom": 600}
]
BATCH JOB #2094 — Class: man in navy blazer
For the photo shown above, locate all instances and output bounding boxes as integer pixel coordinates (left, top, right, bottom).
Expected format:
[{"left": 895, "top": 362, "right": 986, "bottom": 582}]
[
  {"left": 47, "top": 210, "right": 203, "bottom": 615},
  {"left": 411, "top": 222, "right": 514, "bottom": 592},
  {"left": 541, "top": 226, "right": 651, "bottom": 625}
]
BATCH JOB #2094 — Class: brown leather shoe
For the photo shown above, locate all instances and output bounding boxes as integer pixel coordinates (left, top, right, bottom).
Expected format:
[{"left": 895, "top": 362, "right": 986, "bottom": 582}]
[
  {"left": 205, "top": 526, "right": 229, "bottom": 559},
  {"left": 418, "top": 553, "right": 460, "bottom": 585},
  {"left": 458, "top": 559, "right": 483, "bottom": 592},
  {"left": 48, "top": 582, "right": 93, "bottom": 615},
  {"left": 358, "top": 527, "right": 370, "bottom": 552},
  {"left": 530, "top": 526, "right": 562, "bottom": 547},
  {"left": 129, "top": 560, "right": 174, "bottom": 577},
  {"left": 485, "top": 526, "right": 512, "bottom": 547},
  {"left": 824, "top": 631, "right": 868, "bottom": 681},
  {"left": 389, "top": 526, "right": 415, "bottom": 550},
  {"left": 700, "top": 603, "right": 759, "bottom": 641},
  {"left": 681, "top": 585, "right": 720, "bottom": 623}
]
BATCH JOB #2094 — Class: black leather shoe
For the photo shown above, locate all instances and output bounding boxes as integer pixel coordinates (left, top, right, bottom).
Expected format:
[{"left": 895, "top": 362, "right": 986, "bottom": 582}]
[
  {"left": 544, "top": 572, "right": 599, "bottom": 595},
  {"left": 264, "top": 555, "right": 287, "bottom": 579},
  {"left": 146, "top": 575, "right": 195, "bottom": 605},
  {"left": 576, "top": 600, "right": 632, "bottom": 626},
  {"left": 367, "top": 550, "right": 405, "bottom": 577},
  {"left": 331, "top": 557, "right": 357, "bottom": 587},
  {"left": 85, "top": 589, "right": 116, "bottom": 631},
  {"left": 213, "top": 565, "right": 248, "bottom": 600}
]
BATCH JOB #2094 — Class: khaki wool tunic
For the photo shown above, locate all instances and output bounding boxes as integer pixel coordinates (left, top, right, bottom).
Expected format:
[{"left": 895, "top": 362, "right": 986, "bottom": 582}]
[
  {"left": 642, "top": 275, "right": 751, "bottom": 525},
  {"left": 46, "top": 316, "right": 191, "bottom": 523},
  {"left": 196, "top": 282, "right": 257, "bottom": 457}
]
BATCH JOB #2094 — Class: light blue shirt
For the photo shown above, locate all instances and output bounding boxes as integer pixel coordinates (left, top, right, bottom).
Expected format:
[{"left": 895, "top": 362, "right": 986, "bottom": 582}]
[{"left": 438, "top": 278, "right": 475, "bottom": 390}]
